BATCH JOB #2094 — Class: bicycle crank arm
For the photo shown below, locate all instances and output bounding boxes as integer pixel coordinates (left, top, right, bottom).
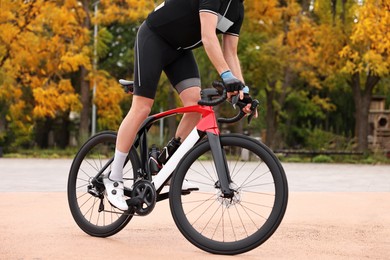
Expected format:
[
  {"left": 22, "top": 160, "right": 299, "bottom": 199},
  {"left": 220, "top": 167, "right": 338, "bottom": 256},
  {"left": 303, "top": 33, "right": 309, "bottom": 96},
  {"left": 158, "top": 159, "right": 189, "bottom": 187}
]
[{"left": 126, "top": 197, "right": 143, "bottom": 209}]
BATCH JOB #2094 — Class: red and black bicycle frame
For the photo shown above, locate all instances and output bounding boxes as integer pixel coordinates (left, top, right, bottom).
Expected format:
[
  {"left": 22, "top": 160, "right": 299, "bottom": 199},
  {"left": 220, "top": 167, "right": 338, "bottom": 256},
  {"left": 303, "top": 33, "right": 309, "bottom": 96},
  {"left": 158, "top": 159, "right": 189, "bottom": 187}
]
[{"left": 133, "top": 104, "right": 234, "bottom": 197}]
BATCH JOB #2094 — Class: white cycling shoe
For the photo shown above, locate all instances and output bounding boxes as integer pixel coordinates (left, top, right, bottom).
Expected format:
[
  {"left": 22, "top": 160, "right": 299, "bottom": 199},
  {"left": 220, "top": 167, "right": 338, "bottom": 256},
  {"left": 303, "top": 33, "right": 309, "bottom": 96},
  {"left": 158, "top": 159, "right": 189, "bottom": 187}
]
[{"left": 103, "top": 177, "right": 129, "bottom": 211}]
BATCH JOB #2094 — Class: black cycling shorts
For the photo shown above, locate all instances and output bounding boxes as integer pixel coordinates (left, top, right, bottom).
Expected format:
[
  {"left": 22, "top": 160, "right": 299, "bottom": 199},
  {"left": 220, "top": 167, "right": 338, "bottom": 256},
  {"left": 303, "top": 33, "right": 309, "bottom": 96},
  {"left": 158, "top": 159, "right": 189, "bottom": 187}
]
[{"left": 133, "top": 22, "right": 201, "bottom": 99}]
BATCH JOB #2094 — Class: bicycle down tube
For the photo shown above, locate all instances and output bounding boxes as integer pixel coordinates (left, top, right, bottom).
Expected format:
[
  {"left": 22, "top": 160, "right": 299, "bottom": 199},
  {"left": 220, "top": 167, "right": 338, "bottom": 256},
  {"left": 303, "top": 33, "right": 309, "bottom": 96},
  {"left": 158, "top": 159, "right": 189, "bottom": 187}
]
[{"left": 140, "top": 104, "right": 231, "bottom": 194}]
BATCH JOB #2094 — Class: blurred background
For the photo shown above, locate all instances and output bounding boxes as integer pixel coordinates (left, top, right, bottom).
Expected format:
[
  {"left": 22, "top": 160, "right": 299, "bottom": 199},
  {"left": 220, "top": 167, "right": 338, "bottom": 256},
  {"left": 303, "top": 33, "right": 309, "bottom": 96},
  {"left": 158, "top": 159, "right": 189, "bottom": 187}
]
[{"left": 0, "top": 0, "right": 389, "bottom": 163}]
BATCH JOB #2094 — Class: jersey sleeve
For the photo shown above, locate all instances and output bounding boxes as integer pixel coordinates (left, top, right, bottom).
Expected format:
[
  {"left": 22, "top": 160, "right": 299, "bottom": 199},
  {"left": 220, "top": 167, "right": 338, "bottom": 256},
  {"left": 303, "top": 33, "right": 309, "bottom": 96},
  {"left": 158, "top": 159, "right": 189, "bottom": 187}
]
[
  {"left": 198, "top": 0, "right": 220, "bottom": 15},
  {"left": 225, "top": 2, "right": 244, "bottom": 36}
]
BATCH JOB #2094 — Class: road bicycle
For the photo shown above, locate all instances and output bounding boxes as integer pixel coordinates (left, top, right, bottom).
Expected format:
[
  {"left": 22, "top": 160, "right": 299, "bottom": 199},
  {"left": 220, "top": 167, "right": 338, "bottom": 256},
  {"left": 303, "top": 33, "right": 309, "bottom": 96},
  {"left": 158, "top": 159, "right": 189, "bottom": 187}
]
[{"left": 67, "top": 80, "right": 288, "bottom": 255}]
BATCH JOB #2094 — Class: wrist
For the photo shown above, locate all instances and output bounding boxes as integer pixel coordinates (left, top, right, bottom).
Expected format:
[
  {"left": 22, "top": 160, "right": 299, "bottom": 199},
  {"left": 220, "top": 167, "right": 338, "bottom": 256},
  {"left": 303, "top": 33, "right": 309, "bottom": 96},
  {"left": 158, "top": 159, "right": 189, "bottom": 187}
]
[{"left": 220, "top": 70, "right": 233, "bottom": 80}]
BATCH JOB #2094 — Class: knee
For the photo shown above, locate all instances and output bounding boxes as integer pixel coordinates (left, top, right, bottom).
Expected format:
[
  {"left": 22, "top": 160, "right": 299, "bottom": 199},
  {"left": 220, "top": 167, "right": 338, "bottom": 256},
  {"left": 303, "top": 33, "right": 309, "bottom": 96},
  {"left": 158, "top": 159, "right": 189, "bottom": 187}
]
[
  {"left": 130, "top": 105, "right": 151, "bottom": 119},
  {"left": 180, "top": 89, "right": 201, "bottom": 106},
  {"left": 127, "top": 103, "right": 152, "bottom": 121},
  {"left": 128, "top": 96, "right": 154, "bottom": 119}
]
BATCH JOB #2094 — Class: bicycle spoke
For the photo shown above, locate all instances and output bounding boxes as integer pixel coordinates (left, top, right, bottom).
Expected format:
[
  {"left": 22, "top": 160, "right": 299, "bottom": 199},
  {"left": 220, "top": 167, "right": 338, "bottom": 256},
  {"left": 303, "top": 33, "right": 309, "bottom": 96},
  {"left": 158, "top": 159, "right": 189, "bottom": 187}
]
[
  {"left": 226, "top": 207, "right": 237, "bottom": 241},
  {"left": 210, "top": 204, "right": 226, "bottom": 240},
  {"left": 79, "top": 167, "right": 92, "bottom": 180},
  {"left": 76, "top": 182, "right": 89, "bottom": 190},
  {"left": 199, "top": 201, "right": 222, "bottom": 235},
  {"left": 239, "top": 203, "right": 268, "bottom": 222},
  {"left": 240, "top": 200, "right": 273, "bottom": 209},
  {"left": 76, "top": 191, "right": 90, "bottom": 200},
  {"left": 197, "top": 161, "right": 217, "bottom": 183}
]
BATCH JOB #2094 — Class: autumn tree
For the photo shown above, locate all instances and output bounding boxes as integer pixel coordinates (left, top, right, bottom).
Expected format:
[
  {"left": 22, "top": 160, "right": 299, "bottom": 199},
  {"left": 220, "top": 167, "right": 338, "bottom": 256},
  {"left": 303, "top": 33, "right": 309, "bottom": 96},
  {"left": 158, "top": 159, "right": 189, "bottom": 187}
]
[
  {"left": 242, "top": 0, "right": 337, "bottom": 149},
  {"left": 0, "top": 0, "right": 88, "bottom": 148},
  {"left": 0, "top": 0, "right": 154, "bottom": 149},
  {"left": 304, "top": 0, "right": 390, "bottom": 152},
  {"left": 339, "top": 0, "right": 390, "bottom": 151}
]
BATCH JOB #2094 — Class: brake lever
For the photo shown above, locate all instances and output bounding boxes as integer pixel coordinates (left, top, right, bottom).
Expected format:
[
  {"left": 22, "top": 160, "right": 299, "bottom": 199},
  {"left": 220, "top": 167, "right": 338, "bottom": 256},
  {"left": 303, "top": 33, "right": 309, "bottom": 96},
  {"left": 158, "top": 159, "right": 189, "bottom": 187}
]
[
  {"left": 247, "top": 99, "right": 259, "bottom": 124},
  {"left": 231, "top": 95, "right": 239, "bottom": 109}
]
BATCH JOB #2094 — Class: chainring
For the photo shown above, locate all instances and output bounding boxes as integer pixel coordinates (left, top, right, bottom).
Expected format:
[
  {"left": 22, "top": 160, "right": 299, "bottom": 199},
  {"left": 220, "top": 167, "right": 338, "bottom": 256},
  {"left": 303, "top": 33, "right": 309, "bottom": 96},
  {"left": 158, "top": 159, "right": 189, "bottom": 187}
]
[{"left": 131, "top": 180, "right": 156, "bottom": 216}]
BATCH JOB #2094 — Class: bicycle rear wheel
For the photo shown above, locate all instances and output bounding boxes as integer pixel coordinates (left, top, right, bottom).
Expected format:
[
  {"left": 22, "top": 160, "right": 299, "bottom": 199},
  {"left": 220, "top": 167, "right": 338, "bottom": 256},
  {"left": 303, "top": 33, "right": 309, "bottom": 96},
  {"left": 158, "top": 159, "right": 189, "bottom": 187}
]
[
  {"left": 169, "top": 134, "right": 288, "bottom": 255},
  {"left": 67, "top": 131, "right": 140, "bottom": 237}
]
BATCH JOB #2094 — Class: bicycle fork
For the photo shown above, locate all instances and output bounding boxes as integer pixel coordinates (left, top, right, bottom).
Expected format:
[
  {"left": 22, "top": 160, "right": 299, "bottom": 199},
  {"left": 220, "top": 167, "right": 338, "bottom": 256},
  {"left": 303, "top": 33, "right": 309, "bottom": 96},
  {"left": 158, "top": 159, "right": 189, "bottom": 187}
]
[{"left": 207, "top": 132, "right": 234, "bottom": 198}]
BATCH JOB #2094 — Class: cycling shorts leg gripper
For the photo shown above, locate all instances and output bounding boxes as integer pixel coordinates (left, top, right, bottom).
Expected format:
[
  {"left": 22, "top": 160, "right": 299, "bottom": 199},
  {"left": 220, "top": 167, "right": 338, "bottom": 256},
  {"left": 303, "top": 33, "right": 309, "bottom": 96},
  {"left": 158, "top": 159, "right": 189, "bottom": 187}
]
[{"left": 175, "top": 78, "right": 201, "bottom": 94}]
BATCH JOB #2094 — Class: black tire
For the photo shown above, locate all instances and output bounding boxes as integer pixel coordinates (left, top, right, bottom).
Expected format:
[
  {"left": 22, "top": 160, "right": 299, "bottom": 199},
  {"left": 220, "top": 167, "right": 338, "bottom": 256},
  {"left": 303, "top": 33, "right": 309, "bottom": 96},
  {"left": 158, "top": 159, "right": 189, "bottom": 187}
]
[
  {"left": 67, "top": 131, "right": 140, "bottom": 237},
  {"left": 169, "top": 134, "right": 288, "bottom": 255}
]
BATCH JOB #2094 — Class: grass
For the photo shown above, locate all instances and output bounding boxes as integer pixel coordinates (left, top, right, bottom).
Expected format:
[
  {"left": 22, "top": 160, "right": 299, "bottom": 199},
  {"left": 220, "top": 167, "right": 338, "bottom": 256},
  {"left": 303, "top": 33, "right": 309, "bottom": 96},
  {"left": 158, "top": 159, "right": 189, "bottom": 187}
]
[
  {"left": 277, "top": 153, "right": 390, "bottom": 164},
  {"left": 2, "top": 147, "right": 390, "bottom": 164},
  {"left": 2, "top": 147, "right": 79, "bottom": 159}
]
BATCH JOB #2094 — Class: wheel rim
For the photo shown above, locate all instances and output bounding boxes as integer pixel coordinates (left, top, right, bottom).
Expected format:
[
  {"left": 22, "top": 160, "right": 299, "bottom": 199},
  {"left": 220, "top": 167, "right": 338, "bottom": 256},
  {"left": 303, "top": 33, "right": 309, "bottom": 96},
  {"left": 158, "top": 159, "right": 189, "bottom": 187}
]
[{"left": 70, "top": 134, "right": 136, "bottom": 230}]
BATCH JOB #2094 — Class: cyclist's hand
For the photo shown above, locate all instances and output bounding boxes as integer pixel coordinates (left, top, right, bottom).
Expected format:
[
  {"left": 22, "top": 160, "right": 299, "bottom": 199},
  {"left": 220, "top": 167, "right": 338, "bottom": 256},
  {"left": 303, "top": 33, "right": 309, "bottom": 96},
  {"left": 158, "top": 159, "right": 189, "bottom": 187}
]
[
  {"left": 243, "top": 103, "right": 258, "bottom": 118},
  {"left": 240, "top": 92, "right": 258, "bottom": 118},
  {"left": 220, "top": 70, "right": 245, "bottom": 94}
]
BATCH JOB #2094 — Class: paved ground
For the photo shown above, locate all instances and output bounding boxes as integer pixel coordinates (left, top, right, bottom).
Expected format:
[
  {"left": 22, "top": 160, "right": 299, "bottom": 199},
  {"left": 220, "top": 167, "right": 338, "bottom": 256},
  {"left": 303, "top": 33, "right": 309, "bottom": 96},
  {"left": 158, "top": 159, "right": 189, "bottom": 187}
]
[{"left": 0, "top": 159, "right": 389, "bottom": 259}]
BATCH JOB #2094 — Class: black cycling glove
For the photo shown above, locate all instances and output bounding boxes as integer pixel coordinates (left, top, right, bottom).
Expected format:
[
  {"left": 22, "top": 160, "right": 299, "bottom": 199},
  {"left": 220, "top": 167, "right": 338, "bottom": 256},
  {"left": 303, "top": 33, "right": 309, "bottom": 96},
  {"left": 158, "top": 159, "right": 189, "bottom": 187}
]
[{"left": 220, "top": 70, "right": 245, "bottom": 92}]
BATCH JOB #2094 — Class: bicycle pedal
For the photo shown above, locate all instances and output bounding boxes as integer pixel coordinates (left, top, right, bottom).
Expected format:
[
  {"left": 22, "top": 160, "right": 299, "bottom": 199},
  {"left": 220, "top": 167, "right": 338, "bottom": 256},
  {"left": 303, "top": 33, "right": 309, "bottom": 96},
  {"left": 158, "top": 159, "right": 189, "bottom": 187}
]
[{"left": 88, "top": 185, "right": 100, "bottom": 197}]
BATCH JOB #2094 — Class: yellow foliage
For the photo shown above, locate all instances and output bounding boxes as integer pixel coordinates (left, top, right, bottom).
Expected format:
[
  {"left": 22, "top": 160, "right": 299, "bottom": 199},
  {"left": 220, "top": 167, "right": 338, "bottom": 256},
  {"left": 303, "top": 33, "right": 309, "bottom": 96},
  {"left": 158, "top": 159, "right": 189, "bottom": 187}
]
[
  {"left": 0, "top": 24, "right": 19, "bottom": 45},
  {"left": 245, "top": 0, "right": 282, "bottom": 34},
  {"left": 340, "top": 0, "right": 390, "bottom": 77},
  {"left": 32, "top": 79, "right": 81, "bottom": 119},
  {"left": 0, "top": 0, "right": 90, "bottom": 124},
  {"left": 98, "top": 0, "right": 155, "bottom": 25},
  {"left": 91, "top": 71, "right": 127, "bottom": 130},
  {"left": 0, "top": 0, "right": 157, "bottom": 145}
]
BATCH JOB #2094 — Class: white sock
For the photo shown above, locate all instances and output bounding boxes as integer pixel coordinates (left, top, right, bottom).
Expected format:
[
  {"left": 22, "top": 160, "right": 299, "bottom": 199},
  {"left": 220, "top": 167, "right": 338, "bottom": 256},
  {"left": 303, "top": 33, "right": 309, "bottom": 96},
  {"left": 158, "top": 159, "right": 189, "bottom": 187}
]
[{"left": 109, "top": 149, "right": 128, "bottom": 181}]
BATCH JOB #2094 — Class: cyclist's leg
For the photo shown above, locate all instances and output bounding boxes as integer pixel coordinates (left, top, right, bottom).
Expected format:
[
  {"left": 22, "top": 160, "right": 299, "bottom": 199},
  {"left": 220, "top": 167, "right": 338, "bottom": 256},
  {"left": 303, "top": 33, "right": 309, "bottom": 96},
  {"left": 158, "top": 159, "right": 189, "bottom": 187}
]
[
  {"left": 110, "top": 21, "right": 165, "bottom": 182},
  {"left": 164, "top": 50, "right": 202, "bottom": 140},
  {"left": 116, "top": 96, "right": 153, "bottom": 154},
  {"left": 109, "top": 22, "right": 161, "bottom": 181},
  {"left": 175, "top": 87, "right": 202, "bottom": 140},
  {"left": 104, "top": 95, "right": 154, "bottom": 210},
  {"left": 105, "top": 21, "right": 165, "bottom": 210}
]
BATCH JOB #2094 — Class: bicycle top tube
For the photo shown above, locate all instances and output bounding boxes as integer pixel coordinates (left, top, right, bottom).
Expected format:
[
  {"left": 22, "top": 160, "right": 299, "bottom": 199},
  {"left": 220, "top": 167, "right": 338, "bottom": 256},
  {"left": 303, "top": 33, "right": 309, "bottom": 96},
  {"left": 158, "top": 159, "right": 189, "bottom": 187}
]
[{"left": 142, "top": 105, "right": 219, "bottom": 135}]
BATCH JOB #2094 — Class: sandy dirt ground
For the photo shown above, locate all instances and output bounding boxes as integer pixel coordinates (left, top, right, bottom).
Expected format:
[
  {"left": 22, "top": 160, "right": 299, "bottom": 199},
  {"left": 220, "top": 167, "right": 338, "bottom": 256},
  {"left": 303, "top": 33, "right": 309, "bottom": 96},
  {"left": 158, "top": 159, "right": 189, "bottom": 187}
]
[
  {"left": 0, "top": 160, "right": 389, "bottom": 259},
  {"left": 0, "top": 192, "right": 389, "bottom": 260}
]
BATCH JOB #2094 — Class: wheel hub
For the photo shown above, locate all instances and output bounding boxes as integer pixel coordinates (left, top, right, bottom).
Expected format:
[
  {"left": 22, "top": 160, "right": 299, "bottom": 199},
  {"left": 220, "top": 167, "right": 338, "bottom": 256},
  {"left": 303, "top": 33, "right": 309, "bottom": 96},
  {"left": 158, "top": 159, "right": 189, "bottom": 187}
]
[{"left": 216, "top": 183, "right": 241, "bottom": 208}]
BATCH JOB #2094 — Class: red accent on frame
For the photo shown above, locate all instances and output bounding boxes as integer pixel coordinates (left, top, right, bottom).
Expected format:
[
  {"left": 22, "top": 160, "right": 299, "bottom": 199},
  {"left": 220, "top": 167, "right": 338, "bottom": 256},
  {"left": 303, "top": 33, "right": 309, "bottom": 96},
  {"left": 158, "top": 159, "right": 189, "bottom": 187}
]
[{"left": 152, "top": 105, "right": 220, "bottom": 135}]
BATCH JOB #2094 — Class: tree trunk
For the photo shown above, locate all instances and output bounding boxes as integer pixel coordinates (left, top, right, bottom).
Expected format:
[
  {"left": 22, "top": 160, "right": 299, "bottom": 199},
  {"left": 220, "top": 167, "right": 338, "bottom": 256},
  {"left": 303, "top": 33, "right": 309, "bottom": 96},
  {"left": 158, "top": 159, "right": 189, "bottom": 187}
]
[
  {"left": 79, "top": 66, "right": 90, "bottom": 143},
  {"left": 78, "top": 0, "right": 92, "bottom": 143},
  {"left": 331, "top": 0, "right": 337, "bottom": 25},
  {"left": 265, "top": 81, "right": 278, "bottom": 149},
  {"left": 349, "top": 72, "right": 380, "bottom": 152},
  {"left": 265, "top": 66, "right": 294, "bottom": 149},
  {"left": 299, "top": 0, "right": 311, "bottom": 13}
]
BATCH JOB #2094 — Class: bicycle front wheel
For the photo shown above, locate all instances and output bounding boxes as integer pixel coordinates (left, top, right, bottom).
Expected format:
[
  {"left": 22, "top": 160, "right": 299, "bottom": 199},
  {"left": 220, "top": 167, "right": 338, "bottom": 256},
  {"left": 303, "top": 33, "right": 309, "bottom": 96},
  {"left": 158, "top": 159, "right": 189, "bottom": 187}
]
[
  {"left": 169, "top": 134, "right": 288, "bottom": 255},
  {"left": 67, "top": 131, "right": 140, "bottom": 237}
]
